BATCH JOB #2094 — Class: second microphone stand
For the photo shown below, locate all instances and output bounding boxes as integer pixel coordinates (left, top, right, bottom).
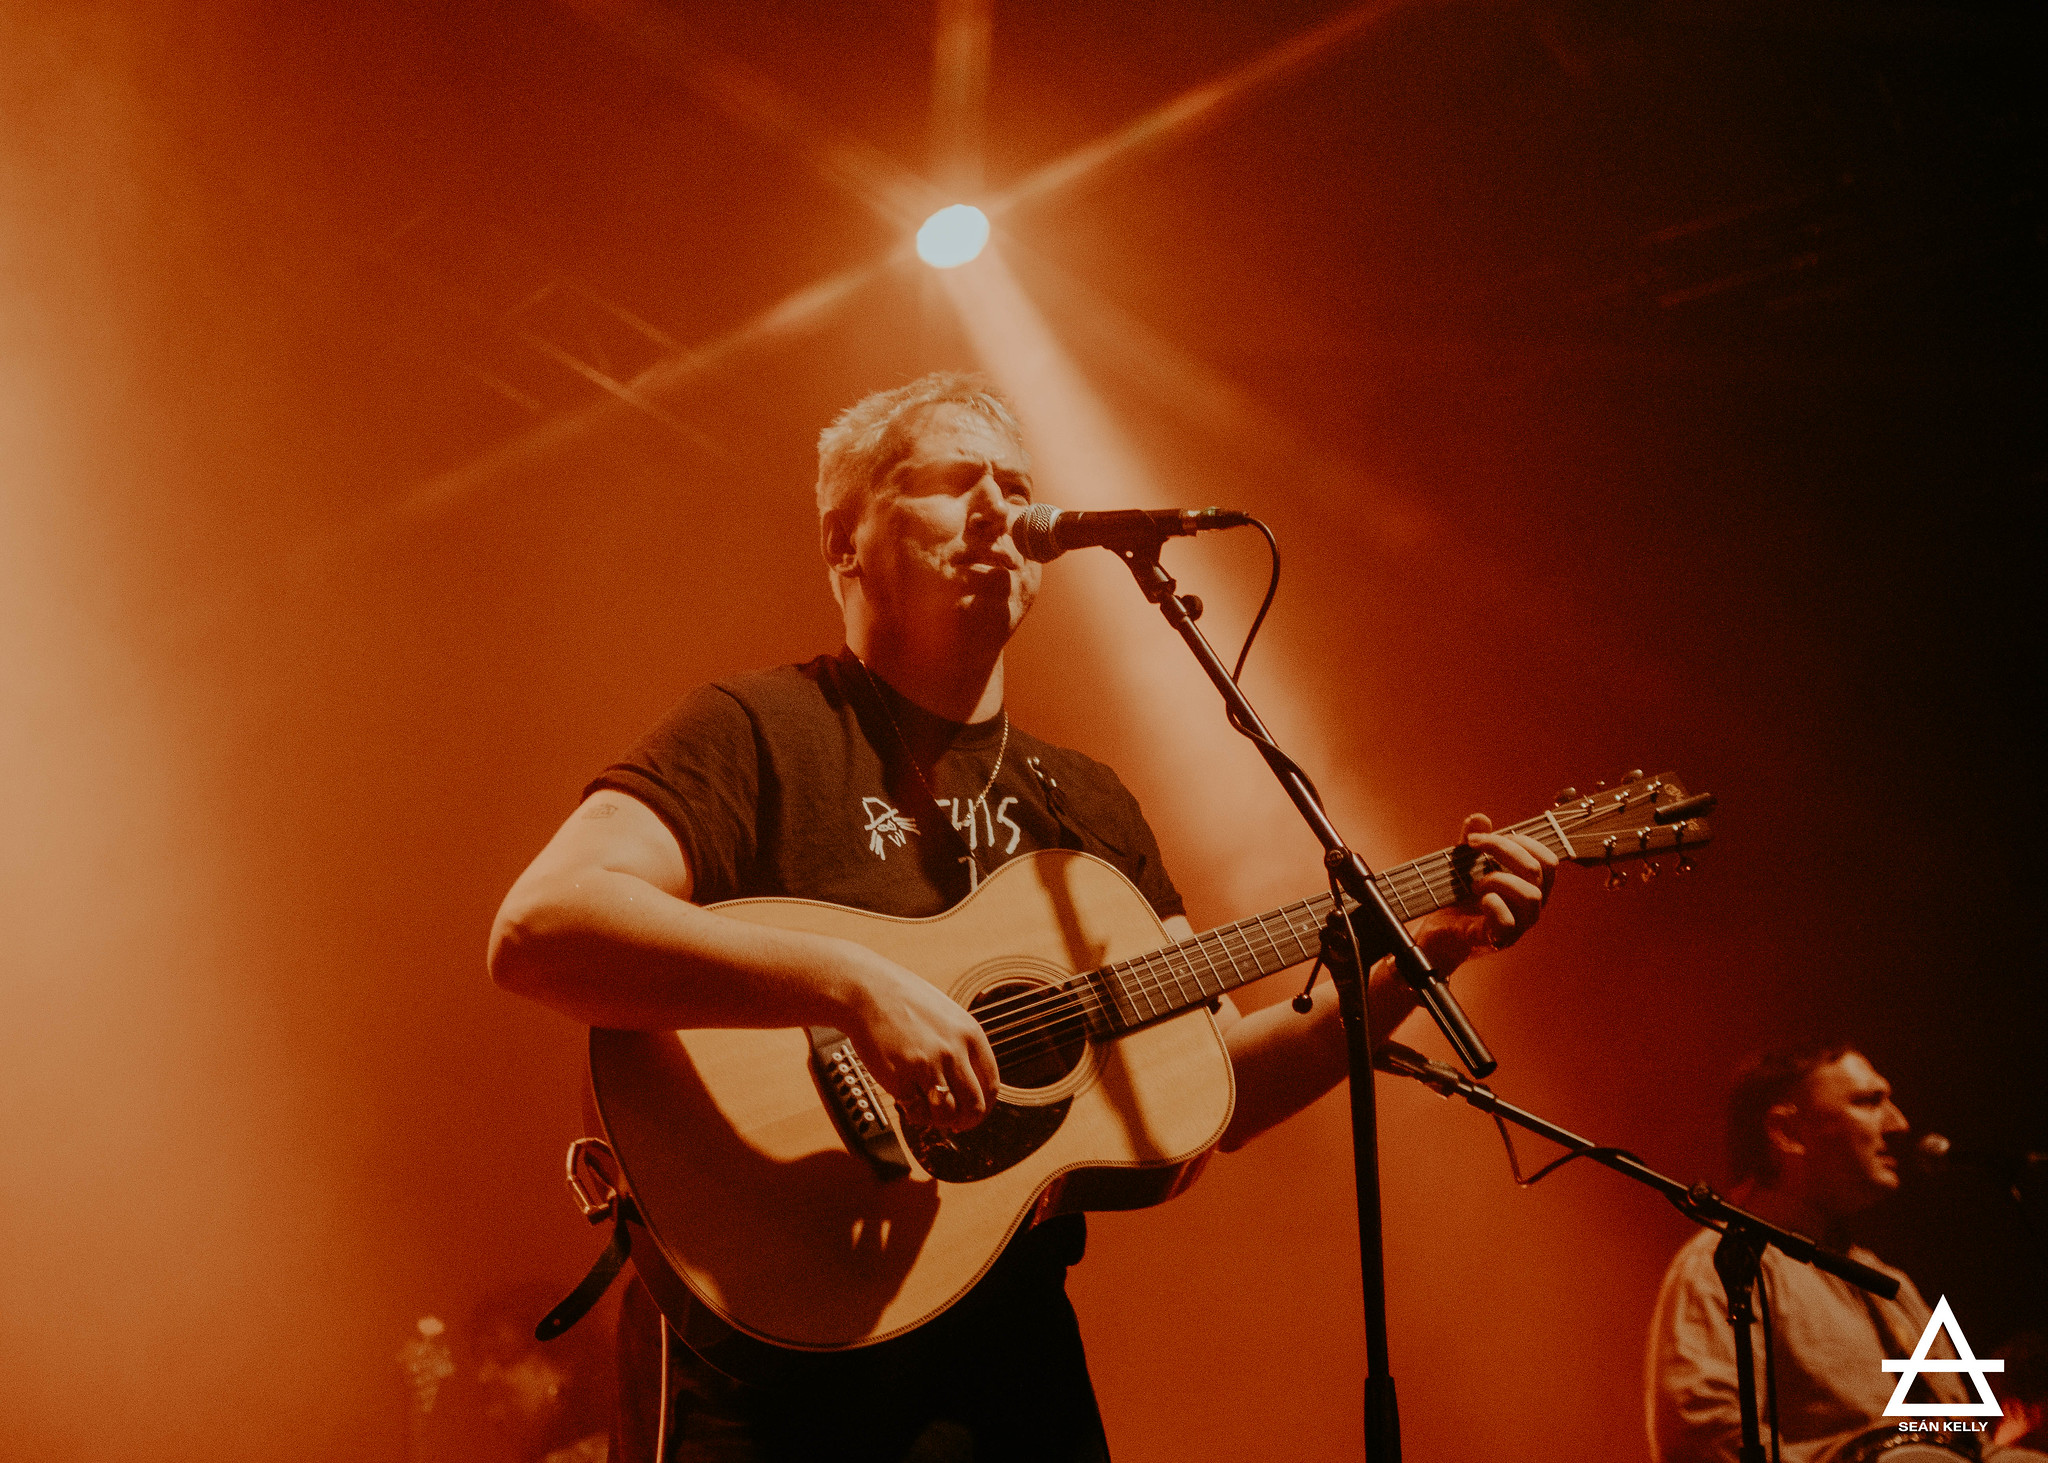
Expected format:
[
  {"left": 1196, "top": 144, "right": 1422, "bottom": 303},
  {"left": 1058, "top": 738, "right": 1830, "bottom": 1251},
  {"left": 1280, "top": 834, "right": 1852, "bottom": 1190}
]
[
  {"left": 1375, "top": 1042, "right": 1904, "bottom": 1463},
  {"left": 1112, "top": 538, "right": 1497, "bottom": 1462}
]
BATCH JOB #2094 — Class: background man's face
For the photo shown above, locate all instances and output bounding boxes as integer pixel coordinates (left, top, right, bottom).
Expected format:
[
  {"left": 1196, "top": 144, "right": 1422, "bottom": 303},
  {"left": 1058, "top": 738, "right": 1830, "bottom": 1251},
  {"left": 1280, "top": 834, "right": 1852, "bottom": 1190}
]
[
  {"left": 850, "top": 403, "right": 1040, "bottom": 646},
  {"left": 1784, "top": 1051, "right": 1911, "bottom": 1216}
]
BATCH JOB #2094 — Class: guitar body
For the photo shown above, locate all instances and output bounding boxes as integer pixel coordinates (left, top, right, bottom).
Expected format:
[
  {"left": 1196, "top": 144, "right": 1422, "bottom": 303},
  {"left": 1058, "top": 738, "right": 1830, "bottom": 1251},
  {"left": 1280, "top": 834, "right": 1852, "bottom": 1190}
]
[
  {"left": 588, "top": 850, "right": 1233, "bottom": 1370},
  {"left": 585, "top": 768, "right": 1714, "bottom": 1378}
]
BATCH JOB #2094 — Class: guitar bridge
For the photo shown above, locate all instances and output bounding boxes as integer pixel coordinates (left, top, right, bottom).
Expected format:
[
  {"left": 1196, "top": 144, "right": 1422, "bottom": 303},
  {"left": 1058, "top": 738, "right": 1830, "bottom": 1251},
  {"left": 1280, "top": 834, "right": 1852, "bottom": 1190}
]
[{"left": 806, "top": 1027, "right": 912, "bottom": 1182}]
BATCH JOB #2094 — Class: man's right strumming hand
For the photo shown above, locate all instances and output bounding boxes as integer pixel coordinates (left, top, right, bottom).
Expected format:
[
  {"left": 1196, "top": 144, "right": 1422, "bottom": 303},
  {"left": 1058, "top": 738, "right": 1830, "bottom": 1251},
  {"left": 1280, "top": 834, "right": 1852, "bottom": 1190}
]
[{"left": 833, "top": 946, "right": 1001, "bottom": 1133}]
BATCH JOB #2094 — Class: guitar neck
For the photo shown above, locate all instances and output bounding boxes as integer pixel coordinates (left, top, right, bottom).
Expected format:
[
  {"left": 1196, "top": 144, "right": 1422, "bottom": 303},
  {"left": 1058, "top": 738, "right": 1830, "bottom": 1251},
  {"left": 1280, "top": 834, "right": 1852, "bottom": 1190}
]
[{"left": 1085, "top": 813, "right": 1572, "bottom": 1034}]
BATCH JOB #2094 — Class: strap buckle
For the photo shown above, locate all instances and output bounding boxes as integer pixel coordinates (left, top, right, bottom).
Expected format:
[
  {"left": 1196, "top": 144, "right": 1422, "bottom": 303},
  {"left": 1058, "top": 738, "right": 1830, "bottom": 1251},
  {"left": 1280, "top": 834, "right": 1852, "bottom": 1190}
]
[{"left": 564, "top": 1136, "right": 620, "bottom": 1224}]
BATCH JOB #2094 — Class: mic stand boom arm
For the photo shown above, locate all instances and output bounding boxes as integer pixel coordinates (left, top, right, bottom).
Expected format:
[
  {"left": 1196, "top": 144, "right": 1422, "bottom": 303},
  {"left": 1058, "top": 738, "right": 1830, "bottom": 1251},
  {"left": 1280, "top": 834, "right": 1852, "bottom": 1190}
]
[{"left": 1111, "top": 539, "right": 1499, "bottom": 1463}]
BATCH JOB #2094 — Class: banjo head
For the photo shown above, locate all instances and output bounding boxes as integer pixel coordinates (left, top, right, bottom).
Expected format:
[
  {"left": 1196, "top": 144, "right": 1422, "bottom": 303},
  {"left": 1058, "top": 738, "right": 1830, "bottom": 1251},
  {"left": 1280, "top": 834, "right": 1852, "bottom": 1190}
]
[
  {"left": 1841, "top": 1436, "right": 2044, "bottom": 1463},
  {"left": 1842, "top": 1443, "right": 1970, "bottom": 1463}
]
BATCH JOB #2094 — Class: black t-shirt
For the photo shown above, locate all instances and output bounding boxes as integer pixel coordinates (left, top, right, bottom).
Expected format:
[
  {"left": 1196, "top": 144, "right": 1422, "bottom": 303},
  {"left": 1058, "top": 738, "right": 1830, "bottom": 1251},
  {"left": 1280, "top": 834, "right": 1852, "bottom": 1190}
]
[
  {"left": 588, "top": 649, "right": 1183, "bottom": 1462},
  {"left": 589, "top": 649, "right": 1183, "bottom": 923}
]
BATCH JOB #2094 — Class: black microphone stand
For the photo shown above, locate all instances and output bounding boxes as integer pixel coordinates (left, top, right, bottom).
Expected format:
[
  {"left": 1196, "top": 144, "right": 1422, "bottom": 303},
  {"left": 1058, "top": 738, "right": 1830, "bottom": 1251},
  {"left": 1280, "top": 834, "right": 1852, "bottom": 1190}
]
[
  {"left": 1375, "top": 1042, "right": 1903, "bottom": 1463},
  {"left": 1109, "top": 538, "right": 1499, "bottom": 1462}
]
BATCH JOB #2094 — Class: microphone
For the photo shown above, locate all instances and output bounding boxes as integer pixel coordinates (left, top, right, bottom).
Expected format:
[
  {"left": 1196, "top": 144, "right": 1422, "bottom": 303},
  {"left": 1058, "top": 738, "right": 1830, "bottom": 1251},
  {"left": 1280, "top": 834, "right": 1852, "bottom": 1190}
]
[
  {"left": 1014, "top": 504, "right": 1253, "bottom": 563},
  {"left": 1913, "top": 1132, "right": 2048, "bottom": 1181}
]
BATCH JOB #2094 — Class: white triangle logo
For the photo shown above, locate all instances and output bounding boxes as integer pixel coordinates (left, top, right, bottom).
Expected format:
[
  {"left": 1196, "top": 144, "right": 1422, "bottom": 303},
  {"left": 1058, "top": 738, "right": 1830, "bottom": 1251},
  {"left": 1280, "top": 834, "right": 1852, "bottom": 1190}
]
[{"left": 1881, "top": 1295, "right": 2004, "bottom": 1417}]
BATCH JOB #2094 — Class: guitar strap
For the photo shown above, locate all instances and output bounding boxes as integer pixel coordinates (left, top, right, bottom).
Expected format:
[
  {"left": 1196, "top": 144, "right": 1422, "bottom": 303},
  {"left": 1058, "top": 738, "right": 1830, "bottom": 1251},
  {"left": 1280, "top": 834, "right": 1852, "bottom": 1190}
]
[
  {"left": 535, "top": 1137, "right": 641, "bottom": 1343},
  {"left": 535, "top": 1200, "right": 638, "bottom": 1341}
]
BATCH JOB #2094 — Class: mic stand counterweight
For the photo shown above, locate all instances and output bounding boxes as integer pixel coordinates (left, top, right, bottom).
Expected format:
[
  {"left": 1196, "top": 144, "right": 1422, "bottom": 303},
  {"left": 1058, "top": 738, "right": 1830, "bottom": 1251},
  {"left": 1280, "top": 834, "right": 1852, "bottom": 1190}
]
[{"left": 1110, "top": 538, "right": 1501, "bottom": 1462}]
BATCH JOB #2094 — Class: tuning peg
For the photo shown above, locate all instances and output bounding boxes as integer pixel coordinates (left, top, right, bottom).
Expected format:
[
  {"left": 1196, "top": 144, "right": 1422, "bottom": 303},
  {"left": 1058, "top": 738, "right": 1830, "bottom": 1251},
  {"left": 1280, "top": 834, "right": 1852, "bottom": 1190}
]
[
  {"left": 1605, "top": 866, "right": 1629, "bottom": 891},
  {"left": 1675, "top": 853, "right": 1694, "bottom": 874},
  {"left": 1624, "top": 768, "right": 1644, "bottom": 782},
  {"left": 1554, "top": 786, "right": 1579, "bottom": 806},
  {"left": 1640, "top": 861, "right": 1659, "bottom": 882}
]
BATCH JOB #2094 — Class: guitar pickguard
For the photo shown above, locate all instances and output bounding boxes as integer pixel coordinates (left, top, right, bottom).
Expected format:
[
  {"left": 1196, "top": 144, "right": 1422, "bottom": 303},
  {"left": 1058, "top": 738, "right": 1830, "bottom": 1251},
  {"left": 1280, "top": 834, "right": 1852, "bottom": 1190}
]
[{"left": 902, "top": 1095, "right": 1073, "bottom": 1183}]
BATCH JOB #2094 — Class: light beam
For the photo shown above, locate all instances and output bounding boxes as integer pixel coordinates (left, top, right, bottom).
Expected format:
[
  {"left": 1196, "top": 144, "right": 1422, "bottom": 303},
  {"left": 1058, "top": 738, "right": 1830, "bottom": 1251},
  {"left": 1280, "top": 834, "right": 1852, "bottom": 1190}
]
[{"left": 937, "top": 248, "right": 1384, "bottom": 916}]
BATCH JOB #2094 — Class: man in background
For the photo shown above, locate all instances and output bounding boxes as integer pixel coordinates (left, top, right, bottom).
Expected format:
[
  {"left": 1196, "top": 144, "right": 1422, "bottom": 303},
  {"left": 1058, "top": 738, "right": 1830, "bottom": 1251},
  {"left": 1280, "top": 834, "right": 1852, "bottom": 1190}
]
[{"left": 1646, "top": 1041, "right": 2043, "bottom": 1463}]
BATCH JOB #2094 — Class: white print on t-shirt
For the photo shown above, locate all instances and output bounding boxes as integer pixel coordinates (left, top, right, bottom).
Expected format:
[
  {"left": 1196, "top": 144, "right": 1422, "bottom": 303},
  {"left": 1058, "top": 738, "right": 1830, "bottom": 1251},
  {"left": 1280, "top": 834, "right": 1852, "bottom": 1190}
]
[
  {"left": 937, "top": 796, "right": 1022, "bottom": 857},
  {"left": 861, "top": 797, "right": 920, "bottom": 860}
]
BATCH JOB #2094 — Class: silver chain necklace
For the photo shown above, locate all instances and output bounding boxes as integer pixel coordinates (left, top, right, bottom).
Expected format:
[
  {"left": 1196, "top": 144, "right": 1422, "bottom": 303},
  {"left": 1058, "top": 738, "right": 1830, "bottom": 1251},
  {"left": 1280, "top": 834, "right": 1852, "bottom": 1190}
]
[{"left": 852, "top": 655, "right": 1009, "bottom": 869}]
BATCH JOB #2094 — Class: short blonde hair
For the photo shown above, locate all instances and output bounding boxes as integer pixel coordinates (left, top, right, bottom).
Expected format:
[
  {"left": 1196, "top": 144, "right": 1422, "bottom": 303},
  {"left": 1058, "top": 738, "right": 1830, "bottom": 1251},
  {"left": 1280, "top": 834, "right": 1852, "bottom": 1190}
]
[{"left": 814, "top": 371, "right": 1026, "bottom": 523}]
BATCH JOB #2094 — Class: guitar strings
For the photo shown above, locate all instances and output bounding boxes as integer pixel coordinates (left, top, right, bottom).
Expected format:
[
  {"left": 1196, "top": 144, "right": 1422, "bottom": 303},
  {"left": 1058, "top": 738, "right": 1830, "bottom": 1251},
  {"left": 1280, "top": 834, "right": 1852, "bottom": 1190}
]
[
  {"left": 966, "top": 807, "right": 1669, "bottom": 1061},
  {"left": 985, "top": 791, "right": 1713, "bottom": 1057},
  {"left": 974, "top": 811, "right": 1570, "bottom": 1040},
  {"left": 982, "top": 873, "right": 1659, "bottom": 1060},
  {"left": 966, "top": 895, "right": 1334, "bottom": 1041},
  {"left": 975, "top": 905, "right": 1344, "bottom": 1059},
  {"left": 969, "top": 814, "right": 1578, "bottom": 1052}
]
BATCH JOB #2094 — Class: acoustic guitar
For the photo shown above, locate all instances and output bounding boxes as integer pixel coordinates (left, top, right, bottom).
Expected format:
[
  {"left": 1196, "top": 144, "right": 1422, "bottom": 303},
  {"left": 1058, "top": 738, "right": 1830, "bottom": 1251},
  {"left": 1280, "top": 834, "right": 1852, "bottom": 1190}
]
[{"left": 587, "top": 770, "right": 1710, "bottom": 1378}]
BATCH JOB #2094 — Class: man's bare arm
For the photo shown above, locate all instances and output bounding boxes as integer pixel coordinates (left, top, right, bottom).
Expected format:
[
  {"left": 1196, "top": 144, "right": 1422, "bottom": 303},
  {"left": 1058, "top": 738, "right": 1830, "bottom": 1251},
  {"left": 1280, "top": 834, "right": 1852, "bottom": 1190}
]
[
  {"left": 1211, "top": 948, "right": 1423, "bottom": 1152},
  {"left": 488, "top": 790, "right": 999, "bottom": 1128}
]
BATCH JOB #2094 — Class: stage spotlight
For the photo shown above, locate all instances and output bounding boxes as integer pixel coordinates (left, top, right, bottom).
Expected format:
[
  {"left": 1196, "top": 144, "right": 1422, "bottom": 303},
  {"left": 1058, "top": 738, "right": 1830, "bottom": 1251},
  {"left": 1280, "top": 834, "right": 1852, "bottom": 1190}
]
[{"left": 916, "top": 204, "right": 990, "bottom": 268}]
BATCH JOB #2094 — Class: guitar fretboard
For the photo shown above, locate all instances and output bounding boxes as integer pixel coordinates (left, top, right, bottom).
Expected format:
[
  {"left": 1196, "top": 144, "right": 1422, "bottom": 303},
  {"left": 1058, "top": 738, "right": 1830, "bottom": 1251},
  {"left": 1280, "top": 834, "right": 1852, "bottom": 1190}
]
[{"left": 1082, "top": 812, "right": 1572, "bottom": 1034}]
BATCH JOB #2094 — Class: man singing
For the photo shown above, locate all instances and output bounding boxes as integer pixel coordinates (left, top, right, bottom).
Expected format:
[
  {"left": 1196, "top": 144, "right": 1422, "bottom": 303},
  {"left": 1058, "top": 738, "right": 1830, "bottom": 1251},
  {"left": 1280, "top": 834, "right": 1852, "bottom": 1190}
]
[
  {"left": 1646, "top": 1041, "right": 2044, "bottom": 1463},
  {"left": 490, "top": 373, "right": 1556, "bottom": 1462}
]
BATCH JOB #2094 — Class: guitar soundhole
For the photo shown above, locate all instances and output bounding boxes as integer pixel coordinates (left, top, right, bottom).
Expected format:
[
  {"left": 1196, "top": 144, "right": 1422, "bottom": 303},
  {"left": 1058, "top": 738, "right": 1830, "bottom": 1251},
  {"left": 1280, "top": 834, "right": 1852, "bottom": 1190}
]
[
  {"left": 904, "top": 975, "right": 1084, "bottom": 1184},
  {"left": 971, "top": 979, "right": 1088, "bottom": 1090}
]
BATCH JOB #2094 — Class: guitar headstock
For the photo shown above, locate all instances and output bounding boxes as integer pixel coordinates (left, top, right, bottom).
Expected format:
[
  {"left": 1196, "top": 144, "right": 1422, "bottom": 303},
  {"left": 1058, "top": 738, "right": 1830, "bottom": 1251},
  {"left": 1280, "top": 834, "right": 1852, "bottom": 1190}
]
[{"left": 1546, "top": 769, "right": 1714, "bottom": 878}]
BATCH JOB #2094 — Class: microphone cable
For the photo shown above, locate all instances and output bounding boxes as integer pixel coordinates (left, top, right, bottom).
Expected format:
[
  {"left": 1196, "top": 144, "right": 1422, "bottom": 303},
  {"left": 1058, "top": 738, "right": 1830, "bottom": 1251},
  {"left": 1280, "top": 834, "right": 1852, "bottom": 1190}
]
[
  {"left": 1214, "top": 517, "right": 1335, "bottom": 814},
  {"left": 1230, "top": 517, "right": 1282, "bottom": 686}
]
